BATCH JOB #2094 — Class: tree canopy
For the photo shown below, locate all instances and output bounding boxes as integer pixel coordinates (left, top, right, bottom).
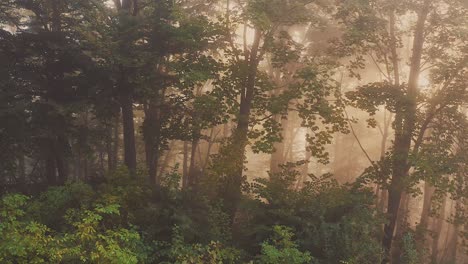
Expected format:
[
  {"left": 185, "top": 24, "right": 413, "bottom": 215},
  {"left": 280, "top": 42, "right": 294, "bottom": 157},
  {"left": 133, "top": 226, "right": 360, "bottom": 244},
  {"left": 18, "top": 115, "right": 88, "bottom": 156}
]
[{"left": 0, "top": 0, "right": 467, "bottom": 263}]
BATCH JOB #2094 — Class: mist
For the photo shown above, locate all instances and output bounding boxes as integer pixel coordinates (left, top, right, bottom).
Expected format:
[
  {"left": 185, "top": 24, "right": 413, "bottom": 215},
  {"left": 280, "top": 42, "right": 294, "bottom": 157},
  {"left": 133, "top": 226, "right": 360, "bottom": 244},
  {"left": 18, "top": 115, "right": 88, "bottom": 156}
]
[{"left": 1, "top": 0, "right": 467, "bottom": 263}]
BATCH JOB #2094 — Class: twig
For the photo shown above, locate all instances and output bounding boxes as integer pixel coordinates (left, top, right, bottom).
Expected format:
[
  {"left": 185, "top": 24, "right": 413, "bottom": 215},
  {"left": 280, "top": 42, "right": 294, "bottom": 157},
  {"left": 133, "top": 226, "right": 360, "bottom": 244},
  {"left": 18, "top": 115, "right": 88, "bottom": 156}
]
[{"left": 344, "top": 109, "right": 375, "bottom": 166}]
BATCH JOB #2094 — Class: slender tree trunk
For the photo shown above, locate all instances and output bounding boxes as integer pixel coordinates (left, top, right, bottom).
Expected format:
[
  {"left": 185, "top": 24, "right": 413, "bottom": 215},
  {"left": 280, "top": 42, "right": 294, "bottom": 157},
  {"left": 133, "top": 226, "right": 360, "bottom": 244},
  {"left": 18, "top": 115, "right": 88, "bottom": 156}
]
[
  {"left": 333, "top": 132, "right": 343, "bottom": 176},
  {"left": 182, "top": 141, "right": 189, "bottom": 188},
  {"left": 431, "top": 195, "right": 447, "bottom": 263},
  {"left": 392, "top": 192, "right": 410, "bottom": 262},
  {"left": 382, "top": 3, "right": 430, "bottom": 261},
  {"left": 446, "top": 196, "right": 464, "bottom": 263},
  {"left": 83, "top": 154, "right": 89, "bottom": 181},
  {"left": 379, "top": 188, "right": 388, "bottom": 211},
  {"left": 113, "top": 115, "right": 120, "bottom": 169},
  {"left": 416, "top": 181, "right": 435, "bottom": 262},
  {"left": 223, "top": 122, "right": 230, "bottom": 138},
  {"left": 440, "top": 200, "right": 457, "bottom": 263},
  {"left": 376, "top": 111, "right": 390, "bottom": 209},
  {"left": 380, "top": 111, "right": 392, "bottom": 159},
  {"left": 99, "top": 149, "right": 105, "bottom": 175},
  {"left": 188, "top": 137, "right": 199, "bottom": 187},
  {"left": 201, "top": 128, "right": 217, "bottom": 171},
  {"left": 106, "top": 112, "right": 119, "bottom": 172},
  {"left": 106, "top": 124, "right": 115, "bottom": 172},
  {"left": 443, "top": 223, "right": 458, "bottom": 263},
  {"left": 158, "top": 141, "right": 176, "bottom": 178},
  {"left": 295, "top": 147, "right": 311, "bottom": 190}
]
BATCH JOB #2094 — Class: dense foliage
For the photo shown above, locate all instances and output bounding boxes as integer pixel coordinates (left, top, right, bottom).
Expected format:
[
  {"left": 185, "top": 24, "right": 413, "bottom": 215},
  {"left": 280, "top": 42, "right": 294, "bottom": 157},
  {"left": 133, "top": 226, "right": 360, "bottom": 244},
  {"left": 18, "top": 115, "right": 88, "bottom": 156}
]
[
  {"left": 0, "top": 167, "right": 384, "bottom": 263},
  {"left": 0, "top": 0, "right": 466, "bottom": 263}
]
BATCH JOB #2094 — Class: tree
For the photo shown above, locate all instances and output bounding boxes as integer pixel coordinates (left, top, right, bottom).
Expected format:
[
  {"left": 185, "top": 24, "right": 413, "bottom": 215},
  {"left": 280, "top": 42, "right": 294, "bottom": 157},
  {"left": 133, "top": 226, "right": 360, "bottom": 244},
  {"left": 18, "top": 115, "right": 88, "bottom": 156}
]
[
  {"left": 211, "top": 0, "right": 348, "bottom": 221},
  {"left": 0, "top": 0, "right": 110, "bottom": 186},
  {"left": 111, "top": 0, "right": 139, "bottom": 173}
]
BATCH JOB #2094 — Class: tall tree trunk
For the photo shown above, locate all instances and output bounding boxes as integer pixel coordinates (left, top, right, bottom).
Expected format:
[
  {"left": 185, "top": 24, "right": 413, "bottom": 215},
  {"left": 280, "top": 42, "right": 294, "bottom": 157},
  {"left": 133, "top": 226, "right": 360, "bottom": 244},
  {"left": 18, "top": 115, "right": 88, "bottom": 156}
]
[
  {"left": 223, "top": 28, "right": 262, "bottom": 220},
  {"left": 113, "top": 115, "right": 120, "bottom": 169},
  {"left": 380, "top": 111, "right": 392, "bottom": 159},
  {"left": 182, "top": 140, "right": 189, "bottom": 188},
  {"left": 188, "top": 137, "right": 199, "bottom": 187},
  {"left": 382, "top": 3, "right": 430, "bottom": 261},
  {"left": 442, "top": 222, "right": 458, "bottom": 263},
  {"left": 120, "top": 88, "right": 137, "bottom": 173},
  {"left": 295, "top": 146, "right": 311, "bottom": 190},
  {"left": 158, "top": 141, "right": 175, "bottom": 178},
  {"left": 416, "top": 181, "right": 435, "bottom": 262},
  {"left": 143, "top": 101, "right": 162, "bottom": 185},
  {"left": 106, "top": 112, "right": 119, "bottom": 172},
  {"left": 445, "top": 196, "right": 463, "bottom": 263},
  {"left": 441, "top": 161, "right": 466, "bottom": 263},
  {"left": 117, "top": 0, "right": 138, "bottom": 174},
  {"left": 223, "top": 122, "right": 230, "bottom": 138},
  {"left": 201, "top": 128, "right": 217, "bottom": 171},
  {"left": 431, "top": 195, "right": 447, "bottom": 263},
  {"left": 106, "top": 123, "right": 115, "bottom": 172},
  {"left": 379, "top": 189, "right": 388, "bottom": 211},
  {"left": 392, "top": 192, "right": 410, "bottom": 262},
  {"left": 440, "top": 200, "right": 457, "bottom": 263},
  {"left": 377, "top": 111, "right": 390, "bottom": 211},
  {"left": 99, "top": 149, "right": 104, "bottom": 174}
]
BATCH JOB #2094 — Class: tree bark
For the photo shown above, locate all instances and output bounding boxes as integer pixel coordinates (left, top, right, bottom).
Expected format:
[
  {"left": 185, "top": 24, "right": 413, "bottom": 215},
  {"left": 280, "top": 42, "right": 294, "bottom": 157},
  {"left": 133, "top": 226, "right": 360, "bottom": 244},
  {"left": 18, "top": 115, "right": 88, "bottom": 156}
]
[
  {"left": 223, "top": 28, "right": 262, "bottom": 220},
  {"left": 143, "top": 100, "right": 162, "bottom": 185},
  {"left": 416, "top": 181, "right": 435, "bottom": 262},
  {"left": 392, "top": 192, "right": 410, "bottom": 262},
  {"left": 112, "top": 115, "right": 120, "bottom": 169},
  {"left": 117, "top": 0, "right": 138, "bottom": 174},
  {"left": 440, "top": 200, "right": 457, "bottom": 263},
  {"left": 182, "top": 140, "right": 189, "bottom": 188},
  {"left": 188, "top": 137, "right": 199, "bottom": 187},
  {"left": 295, "top": 147, "right": 311, "bottom": 190},
  {"left": 382, "top": 2, "right": 430, "bottom": 261},
  {"left": 106, "top": 123, "right": 115, "bottom": 172},
  {"left": 120, "top": 89, "right": 137, "bottom": 173},
  {"left": 431, "top": 195, "right": 447, "bottom": 263},
  {"left": 158, "top": 141, "right": 175, "bottom": 178}
]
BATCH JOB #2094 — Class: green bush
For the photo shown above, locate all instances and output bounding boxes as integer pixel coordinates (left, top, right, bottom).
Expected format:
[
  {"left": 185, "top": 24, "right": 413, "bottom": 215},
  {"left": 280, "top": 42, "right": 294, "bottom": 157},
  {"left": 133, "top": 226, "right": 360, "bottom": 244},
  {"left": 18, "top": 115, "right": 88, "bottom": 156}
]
[
  {"left": 156, "top": 225, "right": 241, "bottom": 264},
  {"left": 256, "top": 225, "right": 314, "bottom": 264},
  {"left": 0, "top": 194, "right": 60, "bottom": 263},
  {"left": 0, "top": 191, "right": 148, "bottom": 263}
]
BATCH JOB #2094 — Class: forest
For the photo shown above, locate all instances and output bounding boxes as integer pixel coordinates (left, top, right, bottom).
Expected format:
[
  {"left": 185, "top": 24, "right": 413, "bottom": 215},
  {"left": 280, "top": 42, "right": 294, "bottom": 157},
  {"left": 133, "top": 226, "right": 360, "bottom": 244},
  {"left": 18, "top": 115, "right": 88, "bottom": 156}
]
[{"left": 0, "top": 0, "right": 467, "bottom": 263}]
